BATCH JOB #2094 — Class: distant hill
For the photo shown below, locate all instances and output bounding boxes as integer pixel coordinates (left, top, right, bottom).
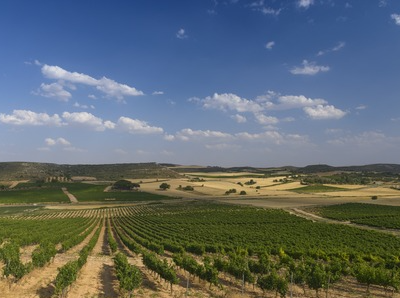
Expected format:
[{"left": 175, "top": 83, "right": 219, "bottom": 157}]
[
  {"left": 0, "top": 162, "right": 181, "bottom": 181},
  {"left": 296, "top": 164, "right": 400, "bottom": 174},
  {"left": 1, "top": 162, "right": 399, "bottom": 181},
  {"left": 167, "top": 163, "right": 400, "bottom": 175}
]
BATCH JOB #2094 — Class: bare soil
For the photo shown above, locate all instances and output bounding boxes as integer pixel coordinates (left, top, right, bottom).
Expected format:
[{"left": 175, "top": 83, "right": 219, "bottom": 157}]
[{"left": 66, "top": 221, "right": 119, "bottom": 298}]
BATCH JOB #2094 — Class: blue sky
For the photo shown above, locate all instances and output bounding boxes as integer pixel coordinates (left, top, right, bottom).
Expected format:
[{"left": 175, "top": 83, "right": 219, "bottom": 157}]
[{"left": 0, "top": 0, "right": 400, "bottom": 167}]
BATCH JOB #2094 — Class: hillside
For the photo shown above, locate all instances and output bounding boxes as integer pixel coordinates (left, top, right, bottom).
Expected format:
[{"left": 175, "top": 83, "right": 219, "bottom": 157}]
[{"left": 0, "top": 162, "right": 181, "bottom": 181}]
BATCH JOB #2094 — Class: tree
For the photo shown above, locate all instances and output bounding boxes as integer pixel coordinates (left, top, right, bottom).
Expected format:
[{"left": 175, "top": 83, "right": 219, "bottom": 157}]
[
  {"left": 159, "top": 183, "right": 171, "bottom": 190},
  {"left": 112, "top": 180, "right": 139, "bottom": 191},
  {"left": 239, "top": 190, "right": 247, "bottom": 195}
]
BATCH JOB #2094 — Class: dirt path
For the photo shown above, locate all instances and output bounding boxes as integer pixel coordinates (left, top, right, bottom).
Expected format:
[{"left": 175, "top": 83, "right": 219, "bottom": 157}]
[
  {"left": 61, "top": 187, "right": 79, "bottom": 203},
  {"left": 0, "top": 224, "right": 99, "bottom": 298},
  {"left": 289, "top": 208, "right": 400, "bottom": 237},
  {"left": 9, "top": 180, "right": 29, "bottom": 189},
  {"left": 66, "top": 222, "right": 119, "bottom": 298}
]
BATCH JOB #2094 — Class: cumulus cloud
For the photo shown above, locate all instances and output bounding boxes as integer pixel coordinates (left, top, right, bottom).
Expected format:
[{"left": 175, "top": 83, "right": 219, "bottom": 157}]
[
  {"left": 117, "top": 116, "right": 163, "bottom": 134},
  {"left": 298, "top": 0, "right": 314, "bottom": 9},
  {"left": 164, "top": 134, "right": 176, "bottom": 141},
  {"left": 199, "top": 93, "right": 263, "bottom": 113},
  {"left": 0, "top": 110, "right": 63, "bottom": 126},
  {"left": 277, "top": 95, "right": 327, "bottom": 109},
  {"left": 290, "top": 60, "right": 330, "bottom": 75},
  {"left": 265, "top": 41, "right": 275, "bottom": 50},
  {"left": 235, "top": 131, "right": 284, "bottom": 144},
  {"left": 231, "top": 114, "right": 247, "bottom": 123},
  {"left": 254, "top": 113, "right": 279, "bottom": 125},
  {"left": 176, "top": 28, "right": 188, "bottom": 39},
  {"left": 45, "top": 137, "right": 71, "bottom": 146},
  {"left": 391, "top": 14, "right": 400, "bottom": 25},
  {"left": 36, "top": 83, "right": 72, "bottom": 102},
  {"left": 303, "top": 105, "right": 347, "bottom": 119},
  {"left": 194, "top": 91, "right": 346, "bottom": 124},
  {"left": 62, "top": 112, "right": 115, "bottom": 131},
  {"left": 41, "top": 64, "right": 144, "bottom": 101}
]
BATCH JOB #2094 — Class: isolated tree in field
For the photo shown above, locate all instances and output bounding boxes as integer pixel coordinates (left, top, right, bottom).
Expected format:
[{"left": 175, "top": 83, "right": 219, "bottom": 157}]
[
  {"left": 159, "top": 182, "right": 171, "bottom": 190},
  {"left": 112, "top": 180, "right": 138, "bottom": 190}
]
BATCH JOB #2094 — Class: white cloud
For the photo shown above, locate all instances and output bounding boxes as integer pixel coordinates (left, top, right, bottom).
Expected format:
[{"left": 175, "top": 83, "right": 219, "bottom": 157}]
[
  {"left": 379, "top": 0, "right": 388, "bottom": 8},
  {"left": 391, "top": 14, "right": 400, "bottom": 25},
  {"left": 42, "top": 64, "right": 97, "bottom": 85},
  {"left": 290, "top": 60, "right": 330, "bottom": 75},
  {"left": 45, "top": 137, "right": 71, "bottom": 146},
  {"left": 265, "top": 41, "right": 275, "bottom": 50},
  {"left": 0, "top": 110, "right": 63, "bottom": 126},
  {"left": 332, "top": 41, "right": 346, "bottom": 51},
  {"left": 41, "top": 64, "right": 144, "bottom": 101},
  {"left": 152, "top": 91, "right": 164, "bottom": 95},
  {"left": 199, "top": 93, "right": 263, "bottom": 113},
  {"left": 250, "top": 1, "right": 281, "bottom": 15},
  {"left": 176, "top": 28, "right": 188, "bottom": 39},
  {"left": 356, "top": 105, "right": 367, "bottom": 110},
  {"left": 236, "top": 131, "right": 284, "bottom": 144},
  {"left": 303, "top": 105, "right": 347, "bottom": 120},
  {"left": 327, "top": 131, "right": 390, "bottom": 146},
  {"left": 73, "top": 102, "right": 95, "bottom": 109},
  {"left": 164, "top": 134, "right": 176, "bottom": 141},
  {"left": 277, "top": 95, "right": 327, "bottom": 109},
  {"left": 231, "top": 114, "right": 247, "bottom": 123},
  {"left": 36, "top": 83, "right": 72, "bottom": 102},
  {"left": 318, "top": 41, "right": 346, "bottom": 56},
  {"left": 117, "top": 116, "right": 163, "bottom": 134},
  {"left": 205, "top": 143, "right": 240, "bottom": 150},
  {"left": 298, "top": 0, "right": 314, "bottom": 9},
  {"left": 254, "top": 113, "right": 279, "bottom": 125},
  {"left": 176, "top": 128, "right": 232, "bottom": 141},
  {"left": 62, "top": 112, "right": 115, "bottom": 131}
]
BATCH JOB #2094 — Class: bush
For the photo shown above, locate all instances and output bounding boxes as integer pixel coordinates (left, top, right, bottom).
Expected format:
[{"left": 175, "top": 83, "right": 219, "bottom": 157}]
[
  {"left": 239, "top": 191, "right": 247, "bottom": 195},
  {"left": 225, "top": 189, "right": 237, "bottom": 195}
]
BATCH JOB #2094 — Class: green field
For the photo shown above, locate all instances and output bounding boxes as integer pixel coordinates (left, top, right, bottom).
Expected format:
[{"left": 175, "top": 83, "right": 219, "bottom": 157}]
[
  {"left": 312, "top": 203, "right": 400, "bottom": 229},
  {"left": 67, "top": 183, "right": 174, "bottom": 202},
  {"left": 290, "top": 184, "right": 349, "bottom": 193},
  {"left": 0, "top": 187, "right": 69, "bottom": 204},
  {"left": 0, "top": 182, "right": 174, "bottom": 204}
]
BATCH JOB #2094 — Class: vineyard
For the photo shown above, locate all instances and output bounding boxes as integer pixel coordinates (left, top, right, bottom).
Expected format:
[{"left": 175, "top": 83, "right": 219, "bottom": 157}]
[{"left": 0, "top": 201, "right": 400, "bottom": 297}]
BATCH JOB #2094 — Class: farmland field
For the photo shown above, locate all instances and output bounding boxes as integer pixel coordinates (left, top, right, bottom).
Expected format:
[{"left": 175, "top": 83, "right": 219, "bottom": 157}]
[
  {"left": 1, "top": 201, "right": 400, "bottom": 297},
  {"left": 0, "top": 182, "right": 173, "bottom": 203}
]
